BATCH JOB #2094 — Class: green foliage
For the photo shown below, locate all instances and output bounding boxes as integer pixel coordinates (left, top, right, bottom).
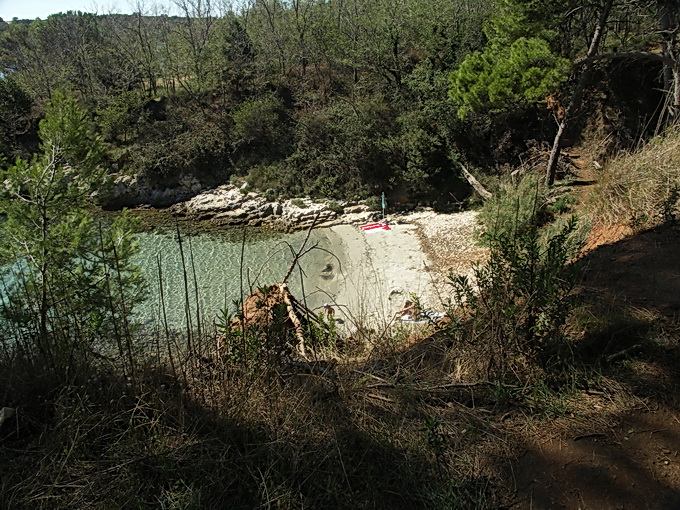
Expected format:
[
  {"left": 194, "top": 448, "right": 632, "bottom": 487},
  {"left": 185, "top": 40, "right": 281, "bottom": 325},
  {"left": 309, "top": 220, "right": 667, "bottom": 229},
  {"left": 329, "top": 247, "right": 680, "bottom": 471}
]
[
  {"left": 127, "top": 99, "right": 232, "bottom": 184},
  {"left": 232, "top": 95, "right": 287, "bottom": 147},
  {"left": 477, "top": 174, "right": 551, "bottom": 244},
  {"left": 363, "top": 196, "right": 383, "bottom": 211},
  {"left": 485, "top": 0, "right": 573, "bottom": 46},
  {"left": 0, "top": 76, "right": 30, "bottom": 115},
  {"left": 215, "top": 306, "right": 262, "bottom": 366},
  {"left": 447, "top": 177, "right": 582, "bottom": 379},
  {"left": 244, "top": 94, "right": 399, "bottom": 199},
  {"left": 326, "top": 200, "right": 344, "bottom": 214},
  {"left": 0, "top": 92, "right": 144, "bottom": 373},
  {"left": 0, "top": 76, "right": 32, "bottom": 155},
  {"left": 449, "top": 37, "right": 569, "bottom": 118},
  {"left": 96, "top": 90, "right": 146, "bottom": 142},
  {"left": 305, "top": 312, "right": 340, "bottom": 351},
  {"left": 447, "top": 0, "right": 586, "bottom": 118},
  {"left": 39, "top": 90, "right": 105, "bottom": 170}
]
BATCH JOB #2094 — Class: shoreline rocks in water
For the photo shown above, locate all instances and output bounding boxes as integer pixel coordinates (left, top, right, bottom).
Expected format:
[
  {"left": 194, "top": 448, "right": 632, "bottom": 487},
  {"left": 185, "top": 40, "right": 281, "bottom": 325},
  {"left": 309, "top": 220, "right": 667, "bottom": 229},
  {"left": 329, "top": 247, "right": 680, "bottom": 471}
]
[
  {"left": 168, "top": 184, "right": 382, "bottom": 231},
  {"left": 108, "top": 175, "right": 382, "bottom": 231}
]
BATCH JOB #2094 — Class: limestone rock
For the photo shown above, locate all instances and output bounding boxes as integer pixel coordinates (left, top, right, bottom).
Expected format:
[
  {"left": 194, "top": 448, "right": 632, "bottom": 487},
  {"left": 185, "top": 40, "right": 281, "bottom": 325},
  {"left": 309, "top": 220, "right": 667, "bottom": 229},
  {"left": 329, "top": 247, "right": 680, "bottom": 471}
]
[{"left": 106, "top": 176, "right": 384, "bottom": 231}]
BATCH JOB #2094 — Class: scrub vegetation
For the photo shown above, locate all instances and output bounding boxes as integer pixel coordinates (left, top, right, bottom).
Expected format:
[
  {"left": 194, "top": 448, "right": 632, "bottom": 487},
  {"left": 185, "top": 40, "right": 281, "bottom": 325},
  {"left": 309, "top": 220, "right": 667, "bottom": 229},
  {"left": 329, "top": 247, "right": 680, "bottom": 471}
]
[{"left": 1, "top": 0, "right": 680, "bottom": 508}]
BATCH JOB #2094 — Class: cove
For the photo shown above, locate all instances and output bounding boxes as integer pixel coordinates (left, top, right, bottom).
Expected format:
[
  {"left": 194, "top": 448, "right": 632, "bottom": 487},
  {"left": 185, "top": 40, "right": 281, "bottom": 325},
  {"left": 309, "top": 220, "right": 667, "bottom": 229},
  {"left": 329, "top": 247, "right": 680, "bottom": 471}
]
[{"left": 131, "top": 223, "right": 345, "bottom": 331}]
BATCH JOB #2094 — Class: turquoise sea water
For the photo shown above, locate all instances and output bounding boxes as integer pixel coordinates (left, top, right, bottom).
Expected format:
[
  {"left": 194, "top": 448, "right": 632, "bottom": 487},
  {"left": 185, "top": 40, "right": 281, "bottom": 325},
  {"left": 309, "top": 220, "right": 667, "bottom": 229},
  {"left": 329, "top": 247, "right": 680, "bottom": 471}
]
[{"left": 131, "top": 226, "right": 342, "bottom": 330}]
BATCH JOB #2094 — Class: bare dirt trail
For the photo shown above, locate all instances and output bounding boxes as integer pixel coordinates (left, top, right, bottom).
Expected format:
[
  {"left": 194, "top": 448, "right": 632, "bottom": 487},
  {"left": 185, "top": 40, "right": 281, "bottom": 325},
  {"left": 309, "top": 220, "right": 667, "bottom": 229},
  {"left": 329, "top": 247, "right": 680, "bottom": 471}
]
[{"left": 510, "top": 154, "right": 680, "bottom": 509}]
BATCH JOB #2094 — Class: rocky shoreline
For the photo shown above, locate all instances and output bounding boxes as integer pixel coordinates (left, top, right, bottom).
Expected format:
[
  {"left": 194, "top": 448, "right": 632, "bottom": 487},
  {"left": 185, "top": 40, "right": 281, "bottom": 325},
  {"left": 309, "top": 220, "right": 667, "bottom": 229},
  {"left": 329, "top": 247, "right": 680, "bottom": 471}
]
[{"left": 109, "top": 177, "right": 383, "bottom": 231}]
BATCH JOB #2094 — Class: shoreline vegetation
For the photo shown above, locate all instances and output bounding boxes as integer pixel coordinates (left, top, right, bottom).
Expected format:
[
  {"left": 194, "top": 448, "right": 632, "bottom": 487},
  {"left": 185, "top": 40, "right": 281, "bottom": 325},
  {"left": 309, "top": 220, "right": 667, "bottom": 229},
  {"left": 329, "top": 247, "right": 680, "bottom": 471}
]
[{"left": 2, "top": 1, "right": 680, "bottom": 507}]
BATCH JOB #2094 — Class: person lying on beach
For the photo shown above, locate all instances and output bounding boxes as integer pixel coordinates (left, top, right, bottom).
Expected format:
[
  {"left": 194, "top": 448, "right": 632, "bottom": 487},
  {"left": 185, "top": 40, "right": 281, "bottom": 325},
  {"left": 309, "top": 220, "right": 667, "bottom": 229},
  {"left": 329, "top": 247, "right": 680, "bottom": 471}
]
[{"left": 396, "top": 300, "right": 418, "bottom": 320}]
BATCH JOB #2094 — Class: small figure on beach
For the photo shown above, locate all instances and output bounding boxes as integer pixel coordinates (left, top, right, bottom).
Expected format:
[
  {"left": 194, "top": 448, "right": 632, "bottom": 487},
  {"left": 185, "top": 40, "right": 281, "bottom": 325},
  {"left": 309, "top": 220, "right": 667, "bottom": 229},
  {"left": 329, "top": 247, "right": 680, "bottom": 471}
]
[
  {"left": 396, "top": 300, "right": 418, "bottom": 320},
  {"left": 323, "top": 303, "right": 335, "bottom": 318}
]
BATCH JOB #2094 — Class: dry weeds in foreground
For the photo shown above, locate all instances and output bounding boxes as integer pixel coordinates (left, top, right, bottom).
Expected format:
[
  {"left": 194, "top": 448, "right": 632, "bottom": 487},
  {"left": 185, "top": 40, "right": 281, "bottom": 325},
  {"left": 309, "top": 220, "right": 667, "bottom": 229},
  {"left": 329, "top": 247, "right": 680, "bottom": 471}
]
[{"left": 587, "top": 127, "right": 680, "bottom": 230}]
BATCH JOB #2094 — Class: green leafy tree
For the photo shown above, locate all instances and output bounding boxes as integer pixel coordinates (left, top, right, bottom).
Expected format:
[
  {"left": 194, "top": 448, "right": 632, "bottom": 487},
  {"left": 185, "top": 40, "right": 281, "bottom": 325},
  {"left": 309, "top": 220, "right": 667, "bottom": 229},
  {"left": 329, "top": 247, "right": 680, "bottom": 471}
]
[
  {"left": 232, "top": 94, "right": 292, "bottom": 167},
  {"left": 0, "top": 76, "right": 32, "bottom": 157},
  {"left": 450, "top": 35, "right": 570, "bottom": 118},
  {"left": 0, "top": 92, "right": 145, "bottom": 374},
  {"left": 448, "top": 0, "right": 611, "bottom": 119},
  {"left": 96, "top": 90, "right": 146, "bottom": 142}
]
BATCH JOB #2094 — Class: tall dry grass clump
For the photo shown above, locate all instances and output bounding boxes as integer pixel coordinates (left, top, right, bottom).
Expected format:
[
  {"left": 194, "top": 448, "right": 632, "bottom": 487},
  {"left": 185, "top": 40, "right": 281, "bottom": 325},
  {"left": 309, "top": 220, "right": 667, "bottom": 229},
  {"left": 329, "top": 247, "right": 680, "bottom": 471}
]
[{"left": 588, "top": 127, "right": 680, "bottom": 229}]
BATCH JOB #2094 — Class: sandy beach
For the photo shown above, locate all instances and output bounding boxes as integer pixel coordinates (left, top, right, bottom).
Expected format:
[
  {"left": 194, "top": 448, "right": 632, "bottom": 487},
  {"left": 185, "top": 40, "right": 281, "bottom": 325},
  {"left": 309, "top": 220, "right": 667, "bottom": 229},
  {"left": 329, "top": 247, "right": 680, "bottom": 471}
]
[{"left": 304, "top": 210, "right": 486, "bottom": 325}]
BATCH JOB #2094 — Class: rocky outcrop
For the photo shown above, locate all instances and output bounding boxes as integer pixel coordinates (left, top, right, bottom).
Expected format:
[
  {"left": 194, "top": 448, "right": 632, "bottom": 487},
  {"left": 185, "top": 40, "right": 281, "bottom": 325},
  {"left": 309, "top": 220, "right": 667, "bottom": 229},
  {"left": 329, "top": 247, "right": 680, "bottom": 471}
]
[
  {"left": 105, "top": 175, "right": 381, "bottom": 230},
  {"left": 167, "top": 183, "right": 379, "bottom": 230},
  {"left": 105, "top": 174, "right": 204, "bottom": 208}
]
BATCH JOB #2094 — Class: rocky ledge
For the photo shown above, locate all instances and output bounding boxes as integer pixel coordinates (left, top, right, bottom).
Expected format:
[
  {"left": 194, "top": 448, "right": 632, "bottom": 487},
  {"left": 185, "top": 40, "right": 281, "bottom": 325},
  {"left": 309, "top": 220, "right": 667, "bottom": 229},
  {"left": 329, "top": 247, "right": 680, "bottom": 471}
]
[
  {"left": 107, "top": 175, "right": 383, "bottom": 230},
  {"left": 107, "top": 174, "right": 206, "bottom": 208},
  {"left": 166, "top": 183, "right": 380, "bottom": 231}
]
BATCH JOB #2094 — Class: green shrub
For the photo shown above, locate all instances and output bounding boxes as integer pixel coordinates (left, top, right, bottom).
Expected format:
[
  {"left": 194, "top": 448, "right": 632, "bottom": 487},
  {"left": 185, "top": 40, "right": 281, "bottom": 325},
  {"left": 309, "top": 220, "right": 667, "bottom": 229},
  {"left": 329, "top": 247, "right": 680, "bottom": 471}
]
[
  {"left": 96, "top": 90, "right": 146, "bottom": 143},
  {"left": 363, "top": 196, "right": 382, "bottom": 211},
  {"left": 326, "top": 200, "right": 344, "bottom": 215},
  {"left": 232, "top": 95, "right": 284, "bottom": 145},
  {"left": 447, "top": 180, "right": 583, "bottom": 380},
  {"left": 477, "top": 173, "right": 551, "bottom": 244}
]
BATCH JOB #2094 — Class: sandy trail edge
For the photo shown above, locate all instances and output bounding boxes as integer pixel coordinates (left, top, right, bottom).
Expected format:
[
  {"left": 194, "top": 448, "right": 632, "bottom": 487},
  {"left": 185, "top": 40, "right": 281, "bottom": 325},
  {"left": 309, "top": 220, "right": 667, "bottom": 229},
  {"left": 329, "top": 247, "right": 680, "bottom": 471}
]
[{"left": 304, "top": 210, "right": 486, "bottom": 326}]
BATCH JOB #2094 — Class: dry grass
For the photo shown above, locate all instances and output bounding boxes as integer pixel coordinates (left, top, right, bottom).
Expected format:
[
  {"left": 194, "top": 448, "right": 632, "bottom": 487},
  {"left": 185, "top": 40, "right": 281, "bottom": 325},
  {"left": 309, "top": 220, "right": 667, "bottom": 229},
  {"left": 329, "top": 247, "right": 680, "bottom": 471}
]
[
  {"left": 587, "top": 127, "right": 680, "bottom": 229},
  {"left": 0, "top": 323, "right": 519, "bottom": 509},
  {"left": 2, "top": 275, "right": 675, "bottom": 509}
]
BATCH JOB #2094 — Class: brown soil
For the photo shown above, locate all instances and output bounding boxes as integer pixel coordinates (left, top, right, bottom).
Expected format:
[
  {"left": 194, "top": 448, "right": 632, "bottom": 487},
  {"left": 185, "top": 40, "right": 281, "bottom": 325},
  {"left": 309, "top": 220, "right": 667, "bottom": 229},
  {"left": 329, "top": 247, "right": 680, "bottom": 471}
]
[
  {"left": 512, "top": 407, "right": 680, "bottom": 509},
  {"left": 508, "top": 158, "right": 680, "bottom": 509}
]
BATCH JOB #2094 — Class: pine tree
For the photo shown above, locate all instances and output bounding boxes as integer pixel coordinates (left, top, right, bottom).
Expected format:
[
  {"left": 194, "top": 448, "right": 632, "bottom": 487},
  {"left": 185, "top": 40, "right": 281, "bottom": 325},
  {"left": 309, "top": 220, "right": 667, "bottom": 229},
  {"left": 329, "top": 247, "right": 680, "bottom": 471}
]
[
  {"left": 0, "top": 91, "right": 145, "bottom": 373},
  {"left": 448, "top": 0, "right": 573, "bottom": 118}
]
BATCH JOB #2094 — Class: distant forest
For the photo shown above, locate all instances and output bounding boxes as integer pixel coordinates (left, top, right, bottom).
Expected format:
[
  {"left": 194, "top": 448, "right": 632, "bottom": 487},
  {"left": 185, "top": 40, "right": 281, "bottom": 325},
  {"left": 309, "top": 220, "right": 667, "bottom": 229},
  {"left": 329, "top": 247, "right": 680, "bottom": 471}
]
[{"left": 0, "top": 0, "right": 676, "bottom": 205}]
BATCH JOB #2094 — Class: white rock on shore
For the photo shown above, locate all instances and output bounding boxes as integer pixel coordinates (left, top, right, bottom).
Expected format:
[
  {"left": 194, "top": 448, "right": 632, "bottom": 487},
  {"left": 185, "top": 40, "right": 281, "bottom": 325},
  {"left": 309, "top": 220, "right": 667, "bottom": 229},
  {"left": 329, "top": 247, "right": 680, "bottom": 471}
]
[{"left": 167, "top": 183, "right": 380, "bottom": 230}]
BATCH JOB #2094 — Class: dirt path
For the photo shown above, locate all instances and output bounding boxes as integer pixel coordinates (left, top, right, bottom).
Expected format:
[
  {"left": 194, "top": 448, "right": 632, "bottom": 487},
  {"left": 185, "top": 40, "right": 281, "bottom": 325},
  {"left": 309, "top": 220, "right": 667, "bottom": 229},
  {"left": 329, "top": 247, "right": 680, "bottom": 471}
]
[{"left": 509, "top": 153, "right": 680, "bottom": 509}]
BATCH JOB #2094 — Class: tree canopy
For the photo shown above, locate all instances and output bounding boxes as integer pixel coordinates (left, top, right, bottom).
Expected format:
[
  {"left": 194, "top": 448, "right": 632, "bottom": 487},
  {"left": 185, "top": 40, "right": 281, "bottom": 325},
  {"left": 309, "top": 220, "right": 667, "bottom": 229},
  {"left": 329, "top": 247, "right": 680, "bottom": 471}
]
[{"left": 0, "top": 0, "right": 674, "bottom": 200}]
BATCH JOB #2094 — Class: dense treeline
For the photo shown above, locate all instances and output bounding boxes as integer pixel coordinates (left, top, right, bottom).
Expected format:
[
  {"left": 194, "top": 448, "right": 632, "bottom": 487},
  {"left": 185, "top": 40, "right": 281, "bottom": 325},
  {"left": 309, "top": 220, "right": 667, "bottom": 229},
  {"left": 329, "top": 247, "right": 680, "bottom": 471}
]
[
  {"left": 0, "top": 0, "right": 490, "bottom": 203},
  {"left": 0, "top": 0, "right": 676, "bottom": 203}
]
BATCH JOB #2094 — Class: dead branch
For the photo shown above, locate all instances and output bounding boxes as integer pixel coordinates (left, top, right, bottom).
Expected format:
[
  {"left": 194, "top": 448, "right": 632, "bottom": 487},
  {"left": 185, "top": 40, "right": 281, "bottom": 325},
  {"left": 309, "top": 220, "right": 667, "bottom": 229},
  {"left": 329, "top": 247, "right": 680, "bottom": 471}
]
[
  {"left": 460, "top": 164, "right": 493, "bottom": 201},
  {"left": 283, "top": 211, "right": 321, "bottom": 284},
  {"left": 279, "top": 283, "right": 308, "bottom": 359},
  {"left": 606, "top": 344, "right": 642, "bottom": 363}
]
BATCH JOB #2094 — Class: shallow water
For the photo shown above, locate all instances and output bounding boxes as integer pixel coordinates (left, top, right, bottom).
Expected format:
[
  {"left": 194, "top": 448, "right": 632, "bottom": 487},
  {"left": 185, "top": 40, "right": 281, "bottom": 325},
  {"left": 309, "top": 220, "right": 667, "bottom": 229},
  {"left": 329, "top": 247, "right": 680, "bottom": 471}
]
[{"left": 132, "top": 226, "right": 345, "bottom": 330}]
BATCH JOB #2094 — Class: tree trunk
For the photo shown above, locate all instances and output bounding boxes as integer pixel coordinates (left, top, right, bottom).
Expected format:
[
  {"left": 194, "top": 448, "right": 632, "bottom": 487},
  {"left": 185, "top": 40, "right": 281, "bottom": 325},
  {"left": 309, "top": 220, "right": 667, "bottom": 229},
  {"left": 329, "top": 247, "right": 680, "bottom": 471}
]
[
  {"left": 460, "top": 164, "right": 493, "bottom": 201},
  {"left": 545, "top": 0, "right": 614, "bottom": 187},
  {"left": 657, "top": 0, "right": 680, "bottom": 119}
]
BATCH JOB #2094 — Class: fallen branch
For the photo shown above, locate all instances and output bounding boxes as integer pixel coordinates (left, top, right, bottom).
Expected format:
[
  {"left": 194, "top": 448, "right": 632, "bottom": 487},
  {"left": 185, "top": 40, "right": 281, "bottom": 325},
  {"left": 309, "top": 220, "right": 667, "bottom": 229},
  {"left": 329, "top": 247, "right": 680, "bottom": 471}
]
[
  {"left": 279, "top": 283, "right": 308, "bottom": 358},
  {"left": 460, "top": 164, "right": 493, "bottom": 201},
  {"left": 606, "top": 344, "right": 642, "bottom": 363}
]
